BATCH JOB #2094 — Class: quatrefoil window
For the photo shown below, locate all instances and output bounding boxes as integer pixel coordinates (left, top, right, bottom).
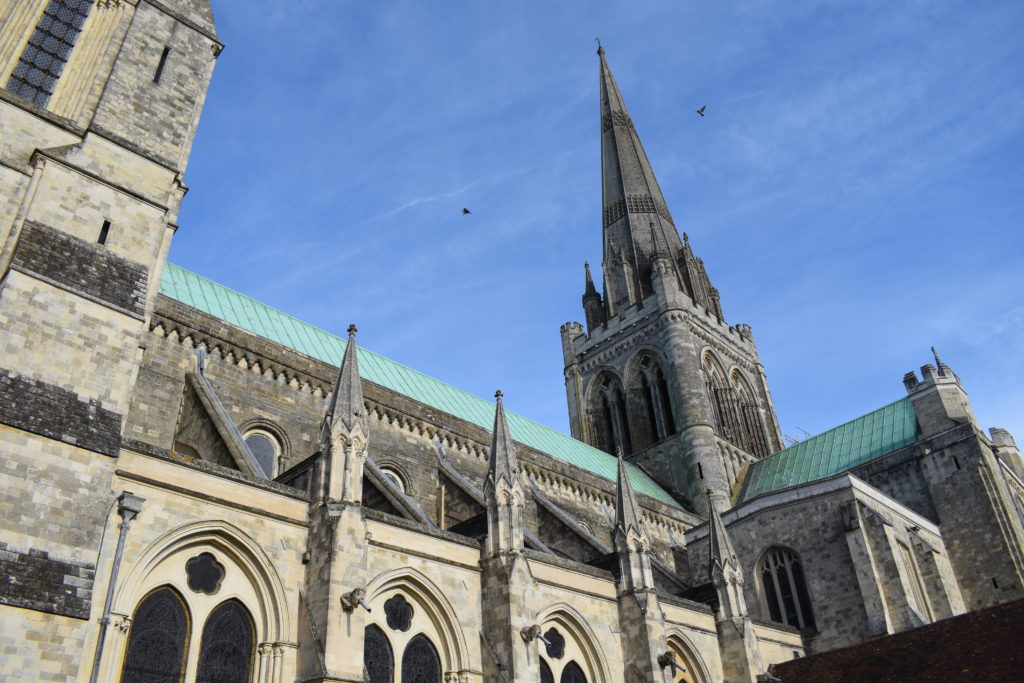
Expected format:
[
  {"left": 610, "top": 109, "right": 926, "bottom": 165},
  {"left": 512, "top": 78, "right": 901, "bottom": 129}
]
[
  {"left": 185, "top": 552, "right": 225, "bottom": 595},
  {"left": 384, "top": 593, "right": 414, "bottom": 632}
]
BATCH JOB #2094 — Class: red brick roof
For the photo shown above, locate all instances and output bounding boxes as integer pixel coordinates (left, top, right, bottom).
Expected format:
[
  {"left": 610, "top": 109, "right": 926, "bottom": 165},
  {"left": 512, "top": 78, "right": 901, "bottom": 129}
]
[{"left": 770, "top": 598, "right": 1024, "bottom": 682}]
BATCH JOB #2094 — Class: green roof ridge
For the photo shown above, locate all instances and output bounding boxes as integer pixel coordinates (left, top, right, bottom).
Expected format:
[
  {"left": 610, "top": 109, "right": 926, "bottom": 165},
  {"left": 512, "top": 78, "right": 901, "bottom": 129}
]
[
  {"left": 736, "top": 395, "right": 919, "bottom": 504},
  {"left": 158, "top": 263, "right": 682, "bottom": 508}
]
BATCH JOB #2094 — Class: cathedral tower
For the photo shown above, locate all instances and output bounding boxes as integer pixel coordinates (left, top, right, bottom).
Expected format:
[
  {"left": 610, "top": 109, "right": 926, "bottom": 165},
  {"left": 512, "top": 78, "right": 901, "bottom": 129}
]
[
  {"left": 560, "top": 47, "right": 783, "bottom": 514},
  {"left": 0, "top": 0, "right": 219, "bottom": 675}
]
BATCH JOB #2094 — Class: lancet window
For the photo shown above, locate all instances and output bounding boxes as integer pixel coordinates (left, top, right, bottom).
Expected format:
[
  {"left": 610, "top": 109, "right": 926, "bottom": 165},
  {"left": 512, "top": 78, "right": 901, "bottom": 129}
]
[
  {"left": 758, "top": 548, "right": 815, "bottom": 630},
  {"left": 628, "top": 354, "right": 677, "bottom": 450},
  {"left": 195, "top": 600, "right": 255, "bottom": 683},
  {"left": 588, "top": 373, "right": 633, "bottom": 455},
  {"left": 6, "top": 0, "right": 93, "bottom": 108},
  {"left": 119, "top": 586, "right": 190, "bottom": 683},
  {"left": 703, "top": 354, "right": 771, "bottom": 458}
]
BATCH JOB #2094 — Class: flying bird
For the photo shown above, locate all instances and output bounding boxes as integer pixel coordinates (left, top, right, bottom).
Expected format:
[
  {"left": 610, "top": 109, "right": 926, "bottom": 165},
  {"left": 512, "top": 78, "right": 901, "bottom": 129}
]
[
  {"left": 695, "top": 105, "right": 707, "bottom": 117},
  {"left": 461, "top": 208, "right": 472, "bottom": 215}
]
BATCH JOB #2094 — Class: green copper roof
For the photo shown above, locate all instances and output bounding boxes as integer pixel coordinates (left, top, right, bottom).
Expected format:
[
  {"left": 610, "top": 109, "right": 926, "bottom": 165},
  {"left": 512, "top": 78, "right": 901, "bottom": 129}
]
[
  {"left": 737, "top": 397, "right": 920, "bottom": 504},
  {"left": 159, "top": 263, "right": 681, "bottom": 508}
]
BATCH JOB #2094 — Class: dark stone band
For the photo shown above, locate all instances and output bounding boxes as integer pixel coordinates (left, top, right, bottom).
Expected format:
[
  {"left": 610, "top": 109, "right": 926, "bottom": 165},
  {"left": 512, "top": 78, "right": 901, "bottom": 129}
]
[
  {"left": 0, "top": 542, "right": 95, "bottom": 620},
  {"left": 13, "top": 220, "right": 149, "bottom": 317},
  {"left": 0, "top": 368, "right": 122, "bottom": 457}
]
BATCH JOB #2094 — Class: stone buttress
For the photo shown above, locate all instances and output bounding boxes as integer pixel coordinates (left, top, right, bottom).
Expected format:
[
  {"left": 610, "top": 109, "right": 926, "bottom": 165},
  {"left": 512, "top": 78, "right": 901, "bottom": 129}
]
[
  {"left": 480, "top": 391, "right": 536, "bottom": 681},
  {"left": 302, "top": 325, "right": 371, "bottom": 682},
  {"left": 706, "top": 493, "right": 764, "bottom": 683},
  {"left": 612, "top": 449, "right": 671, "bottom": 681}
]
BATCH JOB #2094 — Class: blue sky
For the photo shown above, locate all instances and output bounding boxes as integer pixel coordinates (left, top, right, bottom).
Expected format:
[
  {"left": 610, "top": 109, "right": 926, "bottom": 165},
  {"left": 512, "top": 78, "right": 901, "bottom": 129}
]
[{"left": 174, "top": 0, "right": 1024, "bottom": 446}]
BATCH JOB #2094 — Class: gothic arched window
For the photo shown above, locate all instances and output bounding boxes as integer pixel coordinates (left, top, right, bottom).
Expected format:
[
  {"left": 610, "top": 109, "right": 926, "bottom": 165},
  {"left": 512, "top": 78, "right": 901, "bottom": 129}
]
[
  {"left": 560, "top": 661, "right": 588, "bottom": 683},
  {"left": 120, "top": 586, "right": 190, "bottom": 683},
  {"left": 589, "top": 374, "right": 633, "bottom": 455},
  {"left": 630, "top": 355, "right": 678, "bottom": 449},
  {"left": 401, "top": 633, "right": 441, "bottom": 683},
  {"left": 656, "top": 367, "right": 676, "bottom": 437},
  {"left": 364, "top": 624, "right": 394, "bottom": 683},
  {"left": 732, "top": 371, "right": 770, "bottom": 458},
  {"left": 759, "top": 548, "right": 815, "bottom": 630},
  {"left": 195, "top": 600, "right": 255, "bottom": 683},
  {"left": 541, "top": 659, "right": 555, "bottom": 683}
]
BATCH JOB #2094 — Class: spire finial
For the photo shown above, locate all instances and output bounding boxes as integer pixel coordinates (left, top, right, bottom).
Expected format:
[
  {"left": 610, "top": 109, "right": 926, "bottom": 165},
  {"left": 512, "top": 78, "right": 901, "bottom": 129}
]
[
  {"left": 495, "top": 389, "right": 503, "bottom": 402},
  {"left": 347, "top": 323, "right": 357, "bottom": 337},
  {"left": 595, "top": 36, "right": 603, "bottom": 55}
]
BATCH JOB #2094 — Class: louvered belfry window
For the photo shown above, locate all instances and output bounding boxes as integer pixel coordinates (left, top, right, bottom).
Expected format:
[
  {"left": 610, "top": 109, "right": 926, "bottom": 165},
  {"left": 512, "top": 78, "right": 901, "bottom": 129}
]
[{"left": 6, "top": 0, "right": 93, "bottom": 107}]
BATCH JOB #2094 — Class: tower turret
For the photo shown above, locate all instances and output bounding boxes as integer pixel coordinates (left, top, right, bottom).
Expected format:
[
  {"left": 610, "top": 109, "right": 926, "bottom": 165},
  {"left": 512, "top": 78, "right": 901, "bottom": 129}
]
[{"left": 582, "top": 261, "right": 605, "bottom": 331}]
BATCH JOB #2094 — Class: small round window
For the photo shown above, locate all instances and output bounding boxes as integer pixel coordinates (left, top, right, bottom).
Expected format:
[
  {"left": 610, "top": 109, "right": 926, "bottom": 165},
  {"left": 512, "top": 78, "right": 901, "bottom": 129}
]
[{"left": 243, "top": 429, "right": 280, "bottom": 477}]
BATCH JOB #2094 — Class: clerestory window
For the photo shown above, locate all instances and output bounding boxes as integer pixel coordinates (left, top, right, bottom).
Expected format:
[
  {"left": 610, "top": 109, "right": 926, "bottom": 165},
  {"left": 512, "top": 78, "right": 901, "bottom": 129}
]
[{"left": 6, "top": 0, "right": 93, "bottom": 108}]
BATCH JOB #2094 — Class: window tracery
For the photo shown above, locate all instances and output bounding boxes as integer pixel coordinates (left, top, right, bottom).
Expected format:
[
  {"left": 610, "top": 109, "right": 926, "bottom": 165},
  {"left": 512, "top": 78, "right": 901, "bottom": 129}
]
[
  {"left": 119, "top": 586, "right": 190, "bottom": 683},
  {"left": 384, "top": 593, "right": 414, "bottom": 632},
  {"left": 364, "top": 624, "right": 394, "bottom": 683},
  {"left": 543, "top": 627, "right": 566, "bottom": 659},
  {"left": 588, "top": 373, "right": 634, "bottom": 455},
  {"left": 703, "top": 354, "right": 771, "bottom": 458},
  {"left": 185, "top": 552, "right": 225, "bottom": 595},
  {"left": 195, "top": 600, "right": 255, "bottom": 683},
  {"left": 759, "top": 548, "right": 815, "bottom": 630},
  {"left": 401, "top": 634, "right": 441, "bottom": 683}
]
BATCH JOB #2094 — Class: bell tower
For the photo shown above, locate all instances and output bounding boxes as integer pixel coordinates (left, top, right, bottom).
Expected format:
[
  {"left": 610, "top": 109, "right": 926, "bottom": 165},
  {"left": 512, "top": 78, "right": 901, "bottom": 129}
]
[{"left": 560, "top": 47, "right": 783, "bottom": 515}]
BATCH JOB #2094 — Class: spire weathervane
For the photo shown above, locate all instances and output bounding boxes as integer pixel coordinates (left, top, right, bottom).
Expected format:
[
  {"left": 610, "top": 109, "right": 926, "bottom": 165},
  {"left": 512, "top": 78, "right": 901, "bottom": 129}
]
[{"left": 595, "top": 36, "right": 603, "bottom": 54}]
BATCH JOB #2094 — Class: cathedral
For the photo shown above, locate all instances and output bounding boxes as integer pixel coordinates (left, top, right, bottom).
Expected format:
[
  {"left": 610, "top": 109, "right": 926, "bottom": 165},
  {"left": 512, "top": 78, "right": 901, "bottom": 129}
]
[{"left": 1, "top": 2, "right": 1023, "bottom": 682}]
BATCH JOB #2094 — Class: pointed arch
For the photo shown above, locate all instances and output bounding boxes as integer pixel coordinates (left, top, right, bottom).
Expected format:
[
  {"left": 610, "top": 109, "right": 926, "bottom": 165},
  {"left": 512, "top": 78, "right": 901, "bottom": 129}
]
[
  {"left": 195, "top": 599, "right": 256, "bottom": 683},
  {"left": 585, "top": 369, "right": 633, "bottom": 455},
  {"left": 365, "top": 567, "right": 469, "bottom": 675},
  {"left": 534, "top": 603, "right": 610, "bottom": 683},
  {"left": 625, "top": 349, "right": 677, "bottom": 448},
  {"left": 120, "top": 585, "right": 190, "bottom": 683},
  {"left": 114, "top": 520, "right": 290, "bottom": 643},
  {"left": 729, "top": 368, "right": 771, "bottom": 458},
  {"left": 664, "top": 629, "right": 711, "bottom": 683}
]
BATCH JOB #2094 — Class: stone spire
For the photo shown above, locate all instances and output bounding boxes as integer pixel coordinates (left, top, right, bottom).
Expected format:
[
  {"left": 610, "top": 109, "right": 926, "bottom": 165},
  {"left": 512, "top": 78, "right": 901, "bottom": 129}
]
[
  {"left": 704, "top": 492, "right": 764, "bottom": 682},
  {"left": 598, "top": 47, "right": 683, "bottom": 304},
  {"left": 483, "top": 391, "right": 525, "bottom": 559},
  {"left": 613, "top": 448, "right": 655, "bottom": 591},
  {"left": 324, "top": 325, "right": 366, "bottom": 435},
  {"left": 706, "top": 490, "right": 746, "bottom": 619},
  {"left": 320, "top": 324, "right": 368, "bottom": 503}
]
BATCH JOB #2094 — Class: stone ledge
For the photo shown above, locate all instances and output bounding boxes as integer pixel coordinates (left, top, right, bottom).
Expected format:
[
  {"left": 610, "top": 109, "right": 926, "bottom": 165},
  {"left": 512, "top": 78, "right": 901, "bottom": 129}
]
[
  {"left": 658, "top": 591, "right": 716, "bottom": 614},
  {"left": 524, "top": 548, "right": 615, "bottom": 580},
  {"left": 121, "top": 437, "right": 309, "bottom": 500},
  {"left": 363, "top": 508, "right": 480, "bottom": 549}
]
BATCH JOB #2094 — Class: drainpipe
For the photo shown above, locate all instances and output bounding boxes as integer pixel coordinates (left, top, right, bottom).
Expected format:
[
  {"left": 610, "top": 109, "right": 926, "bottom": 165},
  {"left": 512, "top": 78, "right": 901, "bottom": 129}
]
[{"left": 89, "top": 491, "right": 145, "bottom": 683}]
